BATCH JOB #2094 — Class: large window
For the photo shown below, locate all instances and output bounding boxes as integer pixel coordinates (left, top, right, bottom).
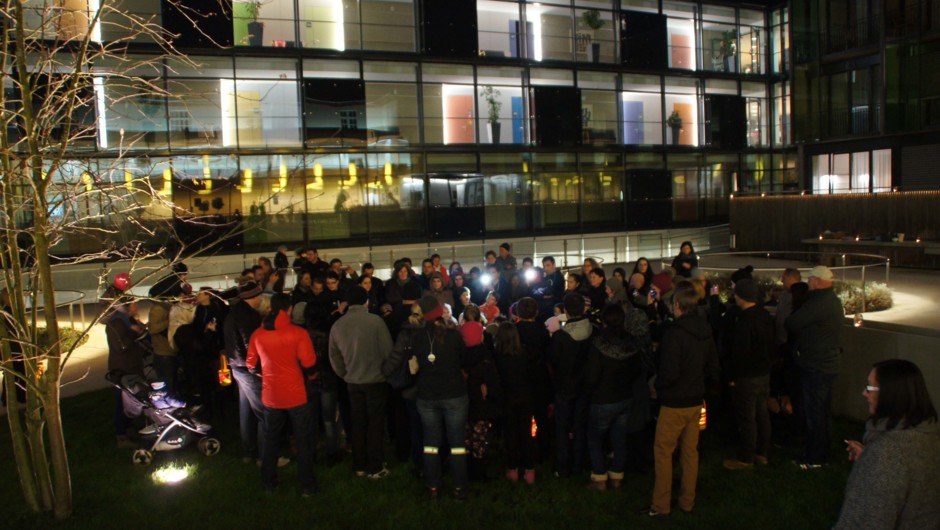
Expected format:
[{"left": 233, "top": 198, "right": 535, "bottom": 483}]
[
  {"left": 477, "top": 66, "right": 526, "bottom": 145},
  {"left": 364, "top": 62, "right": 420, "bottom": 145},
  {"left": 664, "top": 76, "right": 699, "bottom": 146},
  {"left": 229, "top": 59, "right": 301, "bottom": 148},
  {"left": 622, "top": 75, "right": 662, "bottom": 145},
  {"left": 579, "top": 71, "right": 618, "bottom": 146},
  {"left": 422, "top": 64, "right": 476, "bottom": 145},
  {"left": 812, "top": 149, "right": 892, "bottom": 194}
]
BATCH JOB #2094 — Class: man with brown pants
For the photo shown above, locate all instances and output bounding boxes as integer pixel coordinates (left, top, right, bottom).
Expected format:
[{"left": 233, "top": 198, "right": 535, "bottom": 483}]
[{"left": 643, "top": 282, "right": 720, "bottom": 517}]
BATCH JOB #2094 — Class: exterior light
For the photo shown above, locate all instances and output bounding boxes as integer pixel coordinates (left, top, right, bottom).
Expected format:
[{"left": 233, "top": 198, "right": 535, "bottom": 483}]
[
  {"left": 151, "top": 463, "right": 194, "bottom": 485},
  {"left": 241, "top": 167, "right": 253, "bottom": 193},
  {"left": 161, "top": 168, "right": 172, "bottom": 196},
  {"left": 82, "top": 172, "right": 93, "bottom": 192},
  {"left": 854, "top": 313, "right": 863, "bottom": 328},
  {"left": 384, "top": 162, "right": 393, "bottom": 186},
  {"left": 124, "top": 170, "right": 133, "bottom": 190}
]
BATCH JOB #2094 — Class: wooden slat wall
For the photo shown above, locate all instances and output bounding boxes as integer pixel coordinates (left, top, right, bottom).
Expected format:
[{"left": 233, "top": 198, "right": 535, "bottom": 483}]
[{"left": 729, "top": 191, "right": 940, "bottom": 251}]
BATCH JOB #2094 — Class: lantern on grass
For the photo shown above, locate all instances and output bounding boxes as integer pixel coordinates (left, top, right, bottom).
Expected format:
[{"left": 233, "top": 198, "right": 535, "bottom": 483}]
[
  {"left": 218, "top": 354, "right": 232, "bottom": 386},
  {"left": 699, "top": 400, "right": 708, "bottom": 430},
  {"left": 531, "top": 416, "right": 538, "bottom": 438}
]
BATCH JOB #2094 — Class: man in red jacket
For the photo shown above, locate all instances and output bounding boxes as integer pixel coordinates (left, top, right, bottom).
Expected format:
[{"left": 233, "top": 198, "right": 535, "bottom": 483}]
[{"left": 247, "top": 294, "right": 318, "bottom": 495}]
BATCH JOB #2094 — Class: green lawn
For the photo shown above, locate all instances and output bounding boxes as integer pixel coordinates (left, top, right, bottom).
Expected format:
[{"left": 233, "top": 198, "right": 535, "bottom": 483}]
[{"left": 0, "top": 390, "right": 857, "bottom": 529}]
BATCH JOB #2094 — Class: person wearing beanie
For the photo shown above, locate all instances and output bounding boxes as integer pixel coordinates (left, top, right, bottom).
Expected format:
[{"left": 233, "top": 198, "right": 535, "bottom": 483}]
[
  {"left": 731, "top": 265, "right": 755, "bottom": 285},
  {"left": 409, "top": 295, "right": 472, "bottom": 499},
  {"left": 329, "top": 283, "right": 394, "bottom": 479},
  {"left": 223, "top": 280, "right": 273, "bottom": 464},
  {"left": 497, "top": 242, "right": 517, "bottom": 273},
  {"left": 723, "top": 279, "right": 776, "bottom": 470}
]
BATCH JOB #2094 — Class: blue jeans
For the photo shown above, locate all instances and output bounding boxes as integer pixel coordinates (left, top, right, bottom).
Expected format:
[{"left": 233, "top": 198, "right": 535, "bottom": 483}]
[
  {"left": 588, "top": 399, "right": 632, "bottom": 476},
  {"left": 554, "top": 394, "right": 588, "bottom": 475},
  {"left": 800, "top": 370, "right": 836, "bottom": 464},
  {"left": 262, "top": 403, "right": 317, "bottom": 492},
  {"left": 417, "top": 395, "right": 469, "bottom": 489},
  {"left": 231, "top": 366, "right": 264, "bottom": 459}
]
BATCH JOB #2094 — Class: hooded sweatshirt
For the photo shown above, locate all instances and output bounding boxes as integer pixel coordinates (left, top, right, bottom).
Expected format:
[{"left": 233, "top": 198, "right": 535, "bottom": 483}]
[
  {"left": 583, "top": 333, "right": 641, "bottom": 405},
  {"left": 656, "top": 313, "right": 720, "bottom": 408},
  {"left": 549, "top": 316, "right": 594, "bottom": 399},
  {"left": 246, "top": 311, "right": 317, "bottom": 409}
]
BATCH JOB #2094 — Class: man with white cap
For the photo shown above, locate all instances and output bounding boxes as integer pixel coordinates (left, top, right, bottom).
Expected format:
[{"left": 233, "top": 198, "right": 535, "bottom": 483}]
[{"left": 785, "top": 265, "right": 844, "bottom": 470}]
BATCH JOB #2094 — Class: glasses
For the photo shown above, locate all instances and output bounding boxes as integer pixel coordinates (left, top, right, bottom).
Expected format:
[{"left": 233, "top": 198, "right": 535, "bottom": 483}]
[{"left": 865, "top": 385, "right": 879, "bottom": 392}]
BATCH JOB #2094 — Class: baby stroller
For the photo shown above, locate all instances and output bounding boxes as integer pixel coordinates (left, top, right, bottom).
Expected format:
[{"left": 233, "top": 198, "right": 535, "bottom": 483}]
[{"left": 107, "top": 370, "right": 221, "bottom": 465}]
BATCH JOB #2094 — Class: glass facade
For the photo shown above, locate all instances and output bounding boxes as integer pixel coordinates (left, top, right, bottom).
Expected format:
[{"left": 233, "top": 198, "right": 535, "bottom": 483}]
[{"left": 27, "top": 0, "right": 795, "bottom": 255}]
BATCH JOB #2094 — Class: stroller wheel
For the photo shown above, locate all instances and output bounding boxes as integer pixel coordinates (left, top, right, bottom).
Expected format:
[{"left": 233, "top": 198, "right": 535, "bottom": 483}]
[
  {"left": 132, "top": 449, "right": 153, "bottom": 465},
  {"left": 198, "top": 437, "right": 221, "bottom": 456}
]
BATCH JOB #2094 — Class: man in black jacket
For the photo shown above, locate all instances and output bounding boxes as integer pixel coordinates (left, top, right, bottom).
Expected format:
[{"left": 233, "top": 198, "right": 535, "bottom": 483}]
[
  {"left": 223, "top": 281, "right": 268, "bottom": 463},
  {"left": 723, "top": 279, "right": 775, "bottom": 470},
  {"left": 785, "top": 265, "right": 843, "bottom": 469},
  {"left": 645, "top": 282, "right": 720, "bottom": 517},
  {"left": 549, "top": 293, "right": 595, "bottom": 477}
]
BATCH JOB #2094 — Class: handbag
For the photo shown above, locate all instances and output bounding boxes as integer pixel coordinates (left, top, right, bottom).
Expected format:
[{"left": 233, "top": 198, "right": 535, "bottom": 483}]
[{"left": 387, "top": 352, "right": 415, "bottom": 390}]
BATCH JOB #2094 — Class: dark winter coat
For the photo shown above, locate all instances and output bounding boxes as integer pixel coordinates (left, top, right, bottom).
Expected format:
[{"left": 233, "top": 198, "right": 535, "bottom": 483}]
[
  {"left": 583, "top": 334, "right": 642, "bottom": 405},
  {"left": 548, "top": 317, "right": 594, "bottom": 399},
  {"left": 656, "top": 313, "right": 720, "bottom": 409},
  {"left": 785, "top": 287, "right": 844, "bottom": 374}
]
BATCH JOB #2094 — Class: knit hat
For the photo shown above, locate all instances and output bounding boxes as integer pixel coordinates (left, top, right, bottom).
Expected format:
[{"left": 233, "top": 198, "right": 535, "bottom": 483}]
[
  {"left": 731, "top": 265, "right": 754, "bottom": 284},
  {"left": 808, "top": 265, "right": 834, "bottom": 282},
  {"left": 499, "top": 242, "right": 511, "bottom": 251},
  {"left": 652, "top": 271, "right": 674, "bottom": 293},
  {"left": 734, "top": 279, "right": 760, "bottom": 302},
  {"left": 417, "top": 295, "right": 443, "bottom": 321},
  {"left": 460, "top": 321, "right": 484, "bottom": 347},
  {"left": 402, "top": 281, "right": 422, "bottom": 302},
  {"left": 346, "top": 285, "right": 368, "bottom": 306},
  {"left": 172, "top": 262, "right": 188, "bottom": 274},
  {"left": 238, "top": 281, "right": 262, "bottom": 300}
]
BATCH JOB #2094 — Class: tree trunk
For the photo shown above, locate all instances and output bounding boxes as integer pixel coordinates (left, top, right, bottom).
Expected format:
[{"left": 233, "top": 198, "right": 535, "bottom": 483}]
[
  {"left": 1, "top": 339, "right": 42, "bottom": 512},
  {"left": 33, "top": 211, "right": 73, "bottom": 520}
]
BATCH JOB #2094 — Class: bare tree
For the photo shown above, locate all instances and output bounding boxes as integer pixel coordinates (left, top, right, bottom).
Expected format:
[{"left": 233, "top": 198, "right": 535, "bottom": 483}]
[{"left": 0, "top": 0, "right": 237, "bottom": 519}]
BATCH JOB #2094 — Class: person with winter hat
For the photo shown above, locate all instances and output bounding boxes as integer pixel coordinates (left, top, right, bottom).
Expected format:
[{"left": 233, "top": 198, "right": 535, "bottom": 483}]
[{"left": 411, "top": 295, "right": 471, "bottom": 500}]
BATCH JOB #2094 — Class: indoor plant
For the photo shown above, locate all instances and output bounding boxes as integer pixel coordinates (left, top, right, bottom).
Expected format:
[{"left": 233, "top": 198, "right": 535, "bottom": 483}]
[
  {"left": 244, "top": 0, "right": 268, "bottom": 46},
  {"left": 582, "top": 9, "right": 604, "bottom": 63},
  {"left": 480, "top": 85, "right": 502, "bottom": 144},
  {"left": 720, "top": 29, "right": 738, "bottom": 72},
  {"left": 666, "top": 110, "right": 682, "bottom": 145}
]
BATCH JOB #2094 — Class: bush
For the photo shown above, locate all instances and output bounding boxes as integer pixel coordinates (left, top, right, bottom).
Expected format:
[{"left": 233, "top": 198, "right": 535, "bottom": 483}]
[
  {"left": 706, "top": 273, "right": 893, "bottom": 314},
  {"left": 37, "top": 327, "right": 90, "bottom": 351}
]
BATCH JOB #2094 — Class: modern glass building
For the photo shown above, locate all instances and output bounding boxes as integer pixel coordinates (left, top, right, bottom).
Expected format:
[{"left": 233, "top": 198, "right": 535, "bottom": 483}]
[
  {"left": 32, "top": 0, "right": 794, "bottom": 256},
  {"left": 792, "top": 0, "right": 940, "bottom": 194}
]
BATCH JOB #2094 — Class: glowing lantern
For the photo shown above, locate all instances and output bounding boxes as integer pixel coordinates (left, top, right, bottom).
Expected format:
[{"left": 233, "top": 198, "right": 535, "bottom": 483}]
[
  {"left": 531, "top": 416, "right": 538, "bottom": 438},
  {"left": 699, "top": 401, "right": 707, "bottom": 430},
  {"left": 218, "top": 354, "right": 232, "bottom": 386}
]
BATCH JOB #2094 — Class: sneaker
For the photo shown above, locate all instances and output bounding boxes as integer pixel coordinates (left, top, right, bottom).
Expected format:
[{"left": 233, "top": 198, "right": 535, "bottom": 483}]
[
  {"left": 755, "top": 455, "right": 769, "bottom": 466},
  {"left": 608, "top": 478, "right": 622, "bottom": 490},
  {"left": 794, "top": 460, "right": 823, "bottom": 470},
  {"left": 638, "top": 506, "right": 669, "bottom": 518},
  {"left": 452, "top": 487, "right": 470, "bottom": 501},
  {"left": 723, "top": 459, "right": 754, "bottom": 470},
  {"left": 256, "top": 457, "right": 291, "bottom": 468},
  {"left": 523, "top": 469, "right": 535, "bottom": 485},
  {"left": 505, "top": 468, "right": 519, "bottom": 482},
  {"left": 367, "top": 467, "right": 390, "bottom": 479},
  {"left": 587, "top": 480, "right": 607, "bottom": 492}
]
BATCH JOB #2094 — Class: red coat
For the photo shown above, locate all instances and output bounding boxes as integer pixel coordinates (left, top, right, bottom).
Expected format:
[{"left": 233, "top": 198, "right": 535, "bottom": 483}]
[{"left": 246, "top": 311, "right": 316, "bottom": 409}]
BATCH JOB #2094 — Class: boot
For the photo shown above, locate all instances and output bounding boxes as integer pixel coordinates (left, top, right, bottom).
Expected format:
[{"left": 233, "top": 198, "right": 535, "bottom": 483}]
[
  {"left": 608, "top": 471, "right": 624, "bottom": 490},
  {"left": 587, "top": 474, "right": 608, "bottom": 491}
]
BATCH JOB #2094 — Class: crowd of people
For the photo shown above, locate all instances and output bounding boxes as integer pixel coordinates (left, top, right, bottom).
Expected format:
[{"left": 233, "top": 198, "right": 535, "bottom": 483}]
[{"left": 101, "top": 241, "right": 939, "bottom": 523}]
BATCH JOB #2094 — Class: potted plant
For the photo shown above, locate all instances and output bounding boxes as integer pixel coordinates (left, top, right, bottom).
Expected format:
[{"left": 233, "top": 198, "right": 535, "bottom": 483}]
[
  {"left": 720, "top": 29, "right": 738, "bottom": 72},
  {"left": 244, "top": 0, "right": 267, "bottom": 47},
  {"left": 666, "top": 110, "right": 682, "bottom": 145},
  {"left": 480, "top": 85, "right": 502, "bottom": 144},
  {"left": 582, "top": 9, "right": 604, "bottom": 63}
]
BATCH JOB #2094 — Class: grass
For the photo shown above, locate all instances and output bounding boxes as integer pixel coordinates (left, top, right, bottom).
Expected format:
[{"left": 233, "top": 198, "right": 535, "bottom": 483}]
[{"left": 0, "top": 389, "right": 860, "bottom": 529}]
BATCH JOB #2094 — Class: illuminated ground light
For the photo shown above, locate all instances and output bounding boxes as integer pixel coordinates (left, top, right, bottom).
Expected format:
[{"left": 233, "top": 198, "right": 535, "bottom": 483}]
[{"left": 151, "top": 463, "right": 195, "bottom": 485}]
